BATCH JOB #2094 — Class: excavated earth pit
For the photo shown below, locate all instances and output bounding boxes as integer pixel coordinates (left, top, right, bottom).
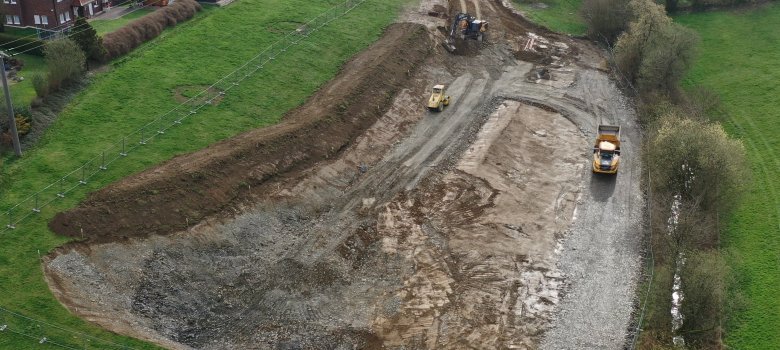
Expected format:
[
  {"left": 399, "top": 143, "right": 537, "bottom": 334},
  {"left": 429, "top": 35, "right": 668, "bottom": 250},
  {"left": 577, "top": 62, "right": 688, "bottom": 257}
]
[{"left": 44, "top": 0, "right": 643, "bottom": 349}]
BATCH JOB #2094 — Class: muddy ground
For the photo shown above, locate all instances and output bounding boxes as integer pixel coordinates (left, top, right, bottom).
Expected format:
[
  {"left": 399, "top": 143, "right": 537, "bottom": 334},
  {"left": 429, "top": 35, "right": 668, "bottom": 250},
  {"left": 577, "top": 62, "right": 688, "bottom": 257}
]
[{"left": 45, "top": 0, "right": 643, "bottom": 349}]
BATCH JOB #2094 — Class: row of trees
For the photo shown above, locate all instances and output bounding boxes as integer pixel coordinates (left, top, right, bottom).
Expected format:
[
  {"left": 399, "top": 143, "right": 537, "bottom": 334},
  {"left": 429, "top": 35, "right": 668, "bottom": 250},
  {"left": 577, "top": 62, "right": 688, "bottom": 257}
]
[{"left": 582, "top": 0, "right": 749, "bottom": 348}]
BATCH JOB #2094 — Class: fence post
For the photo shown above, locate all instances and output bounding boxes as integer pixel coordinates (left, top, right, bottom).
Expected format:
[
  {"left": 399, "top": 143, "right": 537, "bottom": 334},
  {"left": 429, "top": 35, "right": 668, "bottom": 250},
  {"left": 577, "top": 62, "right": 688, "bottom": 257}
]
[
  {"left": 6, "top": 210, "right": 14, "bottom": 229},
  {"left": 32, "top": 194, "right": 40, "bottom": 213},
  {"left": 99, "top": 151, "right": 107, "bottom": 170},
  {"left": 57, "top": 177, "right": 65, "bottom": 198},
  {"left": 79, "top": 166, "right": 88, "bottom": 185},
  {"left": 139, "top": 127, "right": 147, "bottom": 145},
  {"left": 120, "top": 137, "right": 128, "bottom": 157}
]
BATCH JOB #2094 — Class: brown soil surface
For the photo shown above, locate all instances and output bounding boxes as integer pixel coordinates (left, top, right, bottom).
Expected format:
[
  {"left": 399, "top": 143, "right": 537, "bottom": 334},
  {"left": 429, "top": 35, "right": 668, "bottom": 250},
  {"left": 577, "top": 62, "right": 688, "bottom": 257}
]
[{"left": 50, "top": 23, "right": 433, "bottom": 243}]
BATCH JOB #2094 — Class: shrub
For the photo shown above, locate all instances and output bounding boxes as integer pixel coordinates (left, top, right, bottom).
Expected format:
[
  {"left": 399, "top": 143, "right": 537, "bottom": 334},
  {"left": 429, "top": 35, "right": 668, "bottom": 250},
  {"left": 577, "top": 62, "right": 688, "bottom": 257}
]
[
  {"left": 31, "top": 73, "right": 49, "bottom": 98},
  {"left": 70, "top": 16, "right": 107, "bottom": 62},
  {"left": 579, "top": 0, "right": 631, "bottom": 44},
  {"left": 103, "top": 0, "right": 202, "bottom": 59},
  {"left": 44, "top": 39, "right": 86, "bottom": 91},
  {"left": 645, "top": 114, "right": 749, "bottom": 214},
  {"left": 679, "top": 250, "right": 727, "bottom": 348},
  {"left": 614, "top": 0, "right": 699, "bottom": 95}
]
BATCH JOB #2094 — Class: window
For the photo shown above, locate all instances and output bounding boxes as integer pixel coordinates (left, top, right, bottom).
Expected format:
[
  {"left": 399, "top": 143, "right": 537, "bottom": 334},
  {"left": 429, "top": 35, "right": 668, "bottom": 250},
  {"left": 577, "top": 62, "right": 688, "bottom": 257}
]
[
  {"left": 5, "top": 15, "right": 11, "bottom": 25},
  {"left": 13, "top": 15, "right": 19, "bottom": 25},
  {"left": 3, "top": 0, "right": 17, "bottom": 4},
  {"left": 35, "top": 15, "right": 48, "bottom": 25},
  {"left": 59, "top": 12, "right": 71, "bottom": 24}
]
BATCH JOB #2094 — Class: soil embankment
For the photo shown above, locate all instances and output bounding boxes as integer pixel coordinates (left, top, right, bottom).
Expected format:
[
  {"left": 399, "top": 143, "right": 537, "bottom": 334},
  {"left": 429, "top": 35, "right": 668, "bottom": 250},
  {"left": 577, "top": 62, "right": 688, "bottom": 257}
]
[{"left": 50, "top": 23, "right": 433, "bottom": 243}]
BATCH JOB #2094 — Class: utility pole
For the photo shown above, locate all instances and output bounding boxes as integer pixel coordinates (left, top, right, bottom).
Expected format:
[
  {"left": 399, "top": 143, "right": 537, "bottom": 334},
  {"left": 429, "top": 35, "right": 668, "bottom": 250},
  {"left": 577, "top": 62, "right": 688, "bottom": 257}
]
[{"left": 0, "top": 53, "right": 21, "bottom": 157}]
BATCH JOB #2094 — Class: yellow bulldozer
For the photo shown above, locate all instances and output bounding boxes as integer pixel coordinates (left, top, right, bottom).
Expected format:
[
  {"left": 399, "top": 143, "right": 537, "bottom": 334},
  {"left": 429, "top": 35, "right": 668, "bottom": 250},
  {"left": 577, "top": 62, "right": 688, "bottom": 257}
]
[
  {"left": 427, "top": 84, "right": 450, "bottom": 112},
  {"left": 592, "top": 124, "right": 621, "bottom": 174}
]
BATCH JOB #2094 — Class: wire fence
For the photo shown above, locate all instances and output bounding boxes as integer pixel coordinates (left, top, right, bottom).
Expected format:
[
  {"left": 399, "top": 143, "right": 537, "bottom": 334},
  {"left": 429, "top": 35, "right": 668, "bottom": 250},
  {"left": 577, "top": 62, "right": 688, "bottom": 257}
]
[
  {"left": 0, "top": 0, "right": 368, "bottom": 234},
  {"left": 0, "top": 0, "right": 368, "bottom": 347},
  {"left": 0, "top": 307, "right": 138, "bottom": 349}
]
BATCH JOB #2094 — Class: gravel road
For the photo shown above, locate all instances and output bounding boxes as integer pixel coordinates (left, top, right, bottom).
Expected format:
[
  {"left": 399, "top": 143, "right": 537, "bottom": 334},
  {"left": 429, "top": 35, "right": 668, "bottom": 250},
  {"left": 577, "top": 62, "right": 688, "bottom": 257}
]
[{"left": 539, "top": 70, "right": 644, "bottom": 350}]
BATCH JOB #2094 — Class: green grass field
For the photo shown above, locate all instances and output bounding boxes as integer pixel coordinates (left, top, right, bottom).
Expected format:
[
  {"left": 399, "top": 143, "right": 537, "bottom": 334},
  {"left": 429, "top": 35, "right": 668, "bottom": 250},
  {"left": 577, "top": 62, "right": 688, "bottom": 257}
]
[
  {"left": 677, "top": 4, "right": 780, "bottom": 349},
  {"left": 90, "top": 6, "right": 157, "bottom": 35},
  {"left": 512, "top": 0, "right": 585, "bottom": 35},
  {"left": 0, "top": 0, "right": 409, "bottom": 348},
  {"left": 8, "top": 54, "right": 46, "bottom": 108}
]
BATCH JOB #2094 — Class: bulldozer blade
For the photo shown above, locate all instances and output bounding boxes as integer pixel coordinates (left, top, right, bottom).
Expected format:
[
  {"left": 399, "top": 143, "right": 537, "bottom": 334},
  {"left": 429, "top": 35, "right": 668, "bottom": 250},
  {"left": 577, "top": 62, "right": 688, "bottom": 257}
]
[{"left": 442, "top": 41, "right": 456, "bottom": 53}]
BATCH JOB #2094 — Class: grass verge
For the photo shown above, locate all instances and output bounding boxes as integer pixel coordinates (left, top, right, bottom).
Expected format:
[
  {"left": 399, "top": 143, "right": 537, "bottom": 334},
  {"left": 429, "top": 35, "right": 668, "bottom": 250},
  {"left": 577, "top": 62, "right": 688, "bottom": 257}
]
[
  {"left": 676, "top": 4, "right": 780, "bottom": 349},
  {"left": 0, "top": 0, "right": 410, "bottom": 348},
  {"left": 512, "top": 0, "right": 585, "bottom": 35}
]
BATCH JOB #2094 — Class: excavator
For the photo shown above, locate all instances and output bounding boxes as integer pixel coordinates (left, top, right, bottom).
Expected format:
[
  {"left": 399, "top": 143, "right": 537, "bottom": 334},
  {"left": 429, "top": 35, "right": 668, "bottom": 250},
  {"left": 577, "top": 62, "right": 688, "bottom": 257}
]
[
  {"left": 451, "top": 12, "right": 488, "bottom": 41},
  {"left": 443, "top": 12, "right": 488, "bottom": 52},
  {"left": 427, "top": 84, "right": 450, "bottom": 112},
  {"left": 592, "top": 125, "right": 621, "bottom": 174}
]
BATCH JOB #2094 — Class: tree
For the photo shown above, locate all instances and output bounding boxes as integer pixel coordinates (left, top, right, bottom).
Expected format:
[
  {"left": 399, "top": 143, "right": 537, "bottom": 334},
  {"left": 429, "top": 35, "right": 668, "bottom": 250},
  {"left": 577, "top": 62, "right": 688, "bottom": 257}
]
[
  {"left": 579, "top": 0, "right": 631, "bottom": 45},
  {"left": 614, "top": 0, "right": 672, "bottom": 84},
  {"left": 0, "top": 3, "right": 5, "bottom": 32},
  {"left": 637, "top": 24, "right": 699, "bottom": 93},
  {"left": 70, "top": 16, "right": 107, "bottom": 62},
  {"left": 44, "top": 39, "right": 86, "bottom": 91},
  {"left": 645, "top": 114, "right": 749, "bottom": 214},
  {"left": 613, "top": 0, "right": 698, "bottom": 95}
]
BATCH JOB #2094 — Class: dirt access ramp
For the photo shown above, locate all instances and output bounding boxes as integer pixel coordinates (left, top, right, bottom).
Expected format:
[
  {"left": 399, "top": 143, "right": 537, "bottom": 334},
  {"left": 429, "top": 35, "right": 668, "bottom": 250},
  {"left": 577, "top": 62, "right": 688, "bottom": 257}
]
[
  {"left": 49, "top": 23, "right": 433, "bottom": 243},
  {"left": 44, "top": 1, "right": 643, "bottom": 349}
]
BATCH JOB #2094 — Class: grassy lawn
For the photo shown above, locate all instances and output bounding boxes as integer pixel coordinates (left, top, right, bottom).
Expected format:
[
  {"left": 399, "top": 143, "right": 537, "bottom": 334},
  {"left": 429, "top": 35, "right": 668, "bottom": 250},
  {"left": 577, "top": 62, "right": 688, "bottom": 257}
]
[
  {"left": 0, "top": 0, "right": 410, "bottom": 348},
  {"left": 677, "top": 4, "right": 780, "bottom": 349},
  {"left": 512, "top": 0, "right": 585, "bottom": 35},
  {"left": 90, "top": 6, "right": 157, "bottom": 35},
  {"left": 8, "top": 54, "right": 46, "bottom": 108},
  {"left": 3, "top": 27, "right": 39, "bottom": 37}
]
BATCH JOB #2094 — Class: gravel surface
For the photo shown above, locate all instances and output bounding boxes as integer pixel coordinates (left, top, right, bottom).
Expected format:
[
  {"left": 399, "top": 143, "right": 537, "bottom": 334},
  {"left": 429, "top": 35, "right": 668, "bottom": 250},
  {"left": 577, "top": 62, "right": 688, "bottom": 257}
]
[{"left": 539, "top": 70, "right": 644, "bottom": 350}]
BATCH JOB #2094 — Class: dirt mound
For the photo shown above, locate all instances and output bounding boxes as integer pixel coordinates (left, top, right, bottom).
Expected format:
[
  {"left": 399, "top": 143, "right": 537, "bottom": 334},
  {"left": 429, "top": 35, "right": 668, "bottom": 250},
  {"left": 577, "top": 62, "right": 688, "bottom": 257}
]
[{"left": 50, "top": 23, "right": 433, "bottom": 243}]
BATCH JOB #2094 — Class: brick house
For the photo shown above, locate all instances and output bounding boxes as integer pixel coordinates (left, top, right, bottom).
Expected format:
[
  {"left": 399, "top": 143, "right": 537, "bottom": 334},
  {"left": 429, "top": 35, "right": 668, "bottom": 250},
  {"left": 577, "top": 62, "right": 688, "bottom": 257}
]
[{"left": 2, "top": 0, "right": 110, "bottom": 30}]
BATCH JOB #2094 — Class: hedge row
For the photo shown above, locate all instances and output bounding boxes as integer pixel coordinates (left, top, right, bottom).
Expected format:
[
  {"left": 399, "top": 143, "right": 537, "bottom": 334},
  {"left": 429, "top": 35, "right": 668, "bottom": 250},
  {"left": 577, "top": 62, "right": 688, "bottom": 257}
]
[{"left": 102, "top": 0, "right": 202, "bottom": 59}]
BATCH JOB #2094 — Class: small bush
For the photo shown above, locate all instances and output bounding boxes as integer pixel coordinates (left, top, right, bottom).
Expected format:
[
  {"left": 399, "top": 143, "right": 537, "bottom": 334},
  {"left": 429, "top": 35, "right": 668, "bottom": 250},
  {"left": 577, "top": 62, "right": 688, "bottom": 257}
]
[
  {"left": 31, "top": 73, "right": 49, "bottom": 98},
  {"left": 679, "top": 250, "right": 727, "bottom": 348},
  {"left": 44, "top": 39, "right": 86, "bottom": 91},
  {"left": 103, "top": 0, "right": 202, "bottom": 59}
]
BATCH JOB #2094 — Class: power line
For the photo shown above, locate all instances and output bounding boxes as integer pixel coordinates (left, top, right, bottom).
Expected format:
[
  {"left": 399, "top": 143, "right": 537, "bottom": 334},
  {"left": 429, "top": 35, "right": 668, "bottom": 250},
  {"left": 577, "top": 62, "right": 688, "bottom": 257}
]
[
  {"left": 4, "top": 0, "right": 165, "bottom": 56},
  {"left": 1, "top": 0, "right": 159, "bottom": 51},
  {"left": 0, "top": 306, "right": 138, "bottom": 349}
]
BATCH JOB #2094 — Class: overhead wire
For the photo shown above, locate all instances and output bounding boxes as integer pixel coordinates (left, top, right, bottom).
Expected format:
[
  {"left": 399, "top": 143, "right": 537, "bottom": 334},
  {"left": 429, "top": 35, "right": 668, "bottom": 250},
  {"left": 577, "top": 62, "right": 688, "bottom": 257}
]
[
  {"left": 0, "top": 0, "right": 139, "bottom": 49},
  {"left": 0, "top": 306, "right": 139, "bottom": 349},
  {"left": 4, "top": 0, "right": 165, "bottom": 56}
]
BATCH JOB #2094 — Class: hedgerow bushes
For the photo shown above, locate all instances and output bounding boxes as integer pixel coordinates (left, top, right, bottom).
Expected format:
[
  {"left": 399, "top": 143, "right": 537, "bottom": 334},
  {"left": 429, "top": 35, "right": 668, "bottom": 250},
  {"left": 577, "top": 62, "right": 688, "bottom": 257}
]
[{"left": 102, "top": 0, "right": 202, "bottom": 59}]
